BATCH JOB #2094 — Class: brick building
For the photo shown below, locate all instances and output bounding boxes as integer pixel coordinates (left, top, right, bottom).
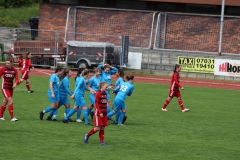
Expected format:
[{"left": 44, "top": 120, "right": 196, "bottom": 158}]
[{"left": 39, "top": 0, "right": 240, "bottom": 53}]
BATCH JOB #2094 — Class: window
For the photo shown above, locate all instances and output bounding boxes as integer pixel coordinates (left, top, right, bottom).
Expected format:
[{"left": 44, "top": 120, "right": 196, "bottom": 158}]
[
  {"left": 227, "top": 7, "right": 240, "bottom": 15},
  {"left": 185, "top": 4, "right": 217, "bottom": 14},
  {"left": 88, "top": 0, "right": 107, "bottom": 7},
  {"left": 49, "top": 0, "right": 78, "bottom": 5},
  {"left": 116, "top": 0, "right": 146, "bottom": 10},
  {"left": 157, "top": 3, "right": 176, "bottom": 11}
]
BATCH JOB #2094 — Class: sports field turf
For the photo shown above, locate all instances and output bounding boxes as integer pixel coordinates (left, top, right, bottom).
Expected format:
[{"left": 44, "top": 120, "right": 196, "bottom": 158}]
[{"left": 0, "top": 75, "right": 239, "bottom": 160}]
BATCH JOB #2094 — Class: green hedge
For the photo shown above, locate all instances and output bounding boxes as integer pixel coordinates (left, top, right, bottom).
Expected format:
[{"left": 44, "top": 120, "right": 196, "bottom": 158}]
[{"left": 0, "top": 0, "right": 41, "bottom": 9}]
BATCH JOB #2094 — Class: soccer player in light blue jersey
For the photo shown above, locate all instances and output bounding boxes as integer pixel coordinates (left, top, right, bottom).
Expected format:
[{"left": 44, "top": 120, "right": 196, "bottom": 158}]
[
  {"left": 39, "top": 66, "right": 64, "bottom": 121},
  {"left": 62, "top": 69, "right": 93, "bottom": 126},
  {"left": 74, "top": 68, "right": 85, "bottom": 122},
  {"left": 107, "top": 75, "right": 134, "bottom": 126},
  {"left": 112, "top": 68, "right": 125, "bottom": 124},
  {"left": 46, "top": 69, "right": 73, "bottom": 121},
  {"left": 98, "top": 64, "right": 118, "bottom": 115},
  {"left": 87, "top": 68, "right": 102, "bottom": 119}
]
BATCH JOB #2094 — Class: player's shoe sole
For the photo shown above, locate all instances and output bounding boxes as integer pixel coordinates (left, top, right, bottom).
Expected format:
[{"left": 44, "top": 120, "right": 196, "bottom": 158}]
[
  {"left": 84, "top": 134, "right": 89, "bottom": 143},
  {"left": 28, "top": 90, "right": 34, "bottom": 93},
  {"left": 0, "top": 117, "right": 5, "bottom": 120}
]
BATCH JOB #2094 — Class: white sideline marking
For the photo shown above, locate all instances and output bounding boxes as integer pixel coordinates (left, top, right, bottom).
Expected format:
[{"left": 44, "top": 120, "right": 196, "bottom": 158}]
[
  {"left": 36, "top": 70, "right": 51, "bottom": 75},
  {"left": 134, "top": 76, "right": 240, "bottom": 87}
]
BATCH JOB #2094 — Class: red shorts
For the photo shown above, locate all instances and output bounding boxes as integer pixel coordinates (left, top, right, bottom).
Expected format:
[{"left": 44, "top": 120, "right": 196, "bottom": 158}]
[
  {"left": 2, "top": 89, "right": 13, "bottom": 98},
  {"left": 21, "top": 70, "right": 29, "bottom": 80},
  {"left": 94, "top": 114, "right": 108, "bottom": 127},
  {"left": 169, "top": 90, "right": 181, "bottom": 98}
]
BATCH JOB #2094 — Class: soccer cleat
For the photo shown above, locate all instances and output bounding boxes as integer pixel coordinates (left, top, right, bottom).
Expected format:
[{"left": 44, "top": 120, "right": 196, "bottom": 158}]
[
  {"left": 85, "top": 123, "right": 93, "bottom": 126},
  {"left": 0, "top": 117, "right": 5, "bottom": 120},
  {"left": 109, "top": 118, "right": 113, "bottom": 121},
  {"left": 111, "top": 122, "right": 118, "bottom": 125},
  {"left": 84, "top": 134, "right": 89, "bottom": 143},
  {"left": 11, "top": 117, "right": 18, "bottom": 121},
  {"left": 62, "top": 119, "right": 68, "bottom": 123},
  {"left": 28, "top": 90, "right": 34, "bottom": 93},
  {"left": 82, "top": 118, "right": 85, "bottom": 122},
  {"left": 76, "top": 119, "right": 82, "bottom": 123},
  {"left": 182, "top": 108, "right": 190, "bottom": 113},
  {"left": 39, "top": 111, "right": 44, "bottom": 120},
  {"left": 118, "top": 124, "right": 126, "bottom": 126},
  {"left": 100, "top": 142, "right": 107, "bottom": 146},
  {"left": 161, "top": 108, "right": 168, "bottom": 112},
  {"left": 90, "top": 112, "right": 94, "bottom": 119},
  {"left": 52, "top": 119, "right": 58, "bottom": 122},
  {"left": 122, "top": 116, "right": 127, "bottom": 124},
  {"left": 46, "top": 117, "right": 52, "bottom": 121}
]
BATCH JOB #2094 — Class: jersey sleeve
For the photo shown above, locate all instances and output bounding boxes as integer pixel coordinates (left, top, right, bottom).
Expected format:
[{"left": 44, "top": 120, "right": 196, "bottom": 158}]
[
  {"left": 28, "top": 59, "right": 33, "bottom": 68},
  {"left": 94, "top": 92, "right": 102, "bottom": 114},
  {"left": 110, "top": 67, "right": 118, "bottom": 75},
  {"left": 18, "top": 60, "right": 23, "bottom": 67},
  {"left": 14, "top": 68, "right": 20, "bottom": 85},
  {"left": 97, "top": 64, "right": 104, "bottom": 70},
  {"left": 73, "top": 78, "right": 83, "bottom": 95},
  {"left": 0, "top": 67, "right": 3, "bottom": 77},
  {"left": 173, "top": 73, "right": 182, "bottom": 88},
  {"left": 127, "top": 85, "right": 134, "bottom": 96},
  {"left": 63, "top": 79, "right": 72, "bottom": 96}
]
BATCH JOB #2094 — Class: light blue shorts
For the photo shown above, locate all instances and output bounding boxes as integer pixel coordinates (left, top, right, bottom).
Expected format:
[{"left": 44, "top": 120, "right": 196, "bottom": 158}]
[
  {"left": 89, "top": 92, "right": 95, "bottom": 105},
  {"left": 106, "top": 90, "right": 110, "bottom": 100},
  {"left": 74, "top": 95, "right": 86, "bottom": 107},
  {"left": 58, "top": 96, "right": 70, "bottom": 107},
  {"left": 48, "top": 91, "right": 59, "bottom": 104},
  {"left": 113, "top": 98, "right": 126, "bottom": 111}
]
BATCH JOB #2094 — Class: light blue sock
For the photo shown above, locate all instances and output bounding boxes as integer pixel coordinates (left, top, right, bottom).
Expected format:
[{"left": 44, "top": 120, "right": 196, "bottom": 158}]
[
  {"left": 53, "top": 109, "right": 58, "bottom": 120},
  {"left": 76, "top": 108, "right": 81, "bottom": 119},
  {"left": 114, "top": 111, "right": 121, "bottom": 123},
  {"left": 49, "top": 110, "right": 54, "bottom": 118},
  {"left": 65, "top": 107, "right": 70, "bottom": 115},
  {"left": 86, "top": 108, "right": 91, "bottom": 116},
  {"left": 119, "top": 112, "right": 126, "bottom": 125},
  {"left": 107, "top": 111, "right": 115, "bottom": 119},
  {"left": 65, "top": 108, "right": 76, "bottom": 120},
  {"left": 43, "top": 106, "right": 52, "bottom": 113},
  {"left": 107, "top": 106, "right": 111, "bottom": 114},
  {"left": 84, "top": 109, "right": 89, "bottom": 124}
]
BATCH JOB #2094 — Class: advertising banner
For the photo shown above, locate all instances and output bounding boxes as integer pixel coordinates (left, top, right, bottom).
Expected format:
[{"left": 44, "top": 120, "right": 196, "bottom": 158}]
[
  {"left": 214, "top": 59, "right": 240, "bottom": 77},
  {"left": 178, "top": 56, "right": 214, "bottom": 74}
]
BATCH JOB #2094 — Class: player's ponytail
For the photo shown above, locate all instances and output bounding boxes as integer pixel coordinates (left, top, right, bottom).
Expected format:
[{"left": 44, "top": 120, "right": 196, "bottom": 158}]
[
  {"left": 118, "top": 68, "right": 124, "bottom": 78},
  {"left": 126, "top": 75, "right": 134, "bottom": 81},
  {"left": 75, "top": 67, "right": 85, "bottom": 81},
  {"left": 23, "top": 52, "right": 31, "bottom": 60},
  {"left": 81, "top": 68, "right": 90, "bottom": 77},
  {"left": 173, "top": 64, "right": 180, "bottom": 72},
  {"left": 55, "top": 66, "right": 63, "bottom": 73}
]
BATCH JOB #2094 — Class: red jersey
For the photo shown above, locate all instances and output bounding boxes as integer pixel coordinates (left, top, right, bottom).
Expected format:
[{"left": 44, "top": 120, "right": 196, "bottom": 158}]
[
  {"left": 95, "top": 91, "right": 107, "bottom": 115},
  {"left": 20, "top": 59, "right": 32, "bottom": 71},
  {"left": 170, "top": 71, "right": 182, "bottom": 91},
  {"left": 0, "top": 66, "right": 19, "bottom": 90}
]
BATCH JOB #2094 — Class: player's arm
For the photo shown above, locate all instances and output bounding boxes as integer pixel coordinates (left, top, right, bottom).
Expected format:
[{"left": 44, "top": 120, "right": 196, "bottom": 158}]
[
  {"left": 63, "top": 79, "right": 72, "bottom": 96},
  {"left": 173, "top": 73, "right": 182, "bottom": 89},
  {"left": 73, "top": 79, "right": 82, "bottom": 95},
  {"left": 94, "top": 92, "right": 102, "bottom": 114},
  {"left": 110, "top": 66, "right": 118, "bottom": 75},
  {"left": 87, "top": 78, "right": 95, "bottom": 93},
  {"left": 13, "top": 68, "right": 21, "bottom": 88},
  {"left": 0, "top": 68, "right": 3, "bottom": 77},
  {"left": 97, "top": 64, "right": 104, "bottom": 70},
  {"left": 29, "top": 59, "right": 34, "bottom": 69},
  {"left": 127, "top": 86, "right": 134, "bottom": 96}
]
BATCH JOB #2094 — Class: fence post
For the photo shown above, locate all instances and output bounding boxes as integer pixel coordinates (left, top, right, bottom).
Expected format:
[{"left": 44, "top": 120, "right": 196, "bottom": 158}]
[
  {"left": 160, "top": 52, "right": 163, "bottom": 70},
  {"left": 162, "top": 13, "right": 168, "bottom": 49},
  {"left": 218, "top": 0, "right": 225, "bottom": 56}
]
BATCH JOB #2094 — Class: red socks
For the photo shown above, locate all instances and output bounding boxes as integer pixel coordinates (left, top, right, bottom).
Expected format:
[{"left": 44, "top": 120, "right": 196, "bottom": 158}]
[
  {"left": 162, "top": 99, "right": 170, "bottom": 109},
  {"left": 87, "top": 128, "right": 98, "bottom": 137},
  {"left": 8, "top": 104, "right": 14, "bottom": 119},
  {"left": 178, "top": 99, "right": 185, "bottom": 110},
  {"left": 26, "top": 82, "right": 30, "bottom": 91},
  {"left": 99, "top": 129, "right": 104, "bottom": 143},
  {"left": 0, "top": 105, "right": 6, "bottom": 117}
]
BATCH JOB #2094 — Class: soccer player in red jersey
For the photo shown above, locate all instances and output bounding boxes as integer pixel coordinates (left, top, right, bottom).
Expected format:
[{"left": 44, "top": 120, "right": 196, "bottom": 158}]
[
  {"left": 84, "top": 82, "right": 109, "bottom": 146},
  {"left": 161, "top": 64, "right": 189, "bottom": 113},
  {"left": 19, "top": 52, "right": 34, "bottom": 93},
  {"left": 0, "top": 58, "right": 21, "bottom": 121}
]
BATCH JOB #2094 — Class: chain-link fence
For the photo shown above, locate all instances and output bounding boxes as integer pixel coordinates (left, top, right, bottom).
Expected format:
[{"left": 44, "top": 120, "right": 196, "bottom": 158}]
[{"left": 154, "top": 13, "right": 240, "bottom": 54}]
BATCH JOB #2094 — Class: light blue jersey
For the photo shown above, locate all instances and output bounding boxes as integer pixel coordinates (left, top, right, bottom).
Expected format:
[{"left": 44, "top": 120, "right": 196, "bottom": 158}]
[
  {"left": 59, "top": 76, "right": 72, "bottom": 97},
  {"left": 88, "top": 76, "right": 101, "bottom": 91},
  {"left": 114, "top": 81, "right": 134, "bottom": 102},
  {"left": 113, "top": 77, "right": 124, "bottom": 93},
  {"left": 73, "top": 76, "right": 88, "bottom": 96},
  {"left": 48, "top": 73, "right": 60, "bottom": 94},
  {"left": 98, "top": 64, "right": 118, "bottom": 86}
]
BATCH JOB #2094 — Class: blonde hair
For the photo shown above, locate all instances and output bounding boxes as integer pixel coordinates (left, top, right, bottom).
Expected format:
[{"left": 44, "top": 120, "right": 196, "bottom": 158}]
[{"left": 99, "top": 82, "right": 108, "bottom": 90}]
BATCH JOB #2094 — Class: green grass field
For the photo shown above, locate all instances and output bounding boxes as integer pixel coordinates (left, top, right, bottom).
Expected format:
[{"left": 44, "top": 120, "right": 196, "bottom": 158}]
[{"left": 0, "top": 75, "right": 239, "bottom": 160}]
